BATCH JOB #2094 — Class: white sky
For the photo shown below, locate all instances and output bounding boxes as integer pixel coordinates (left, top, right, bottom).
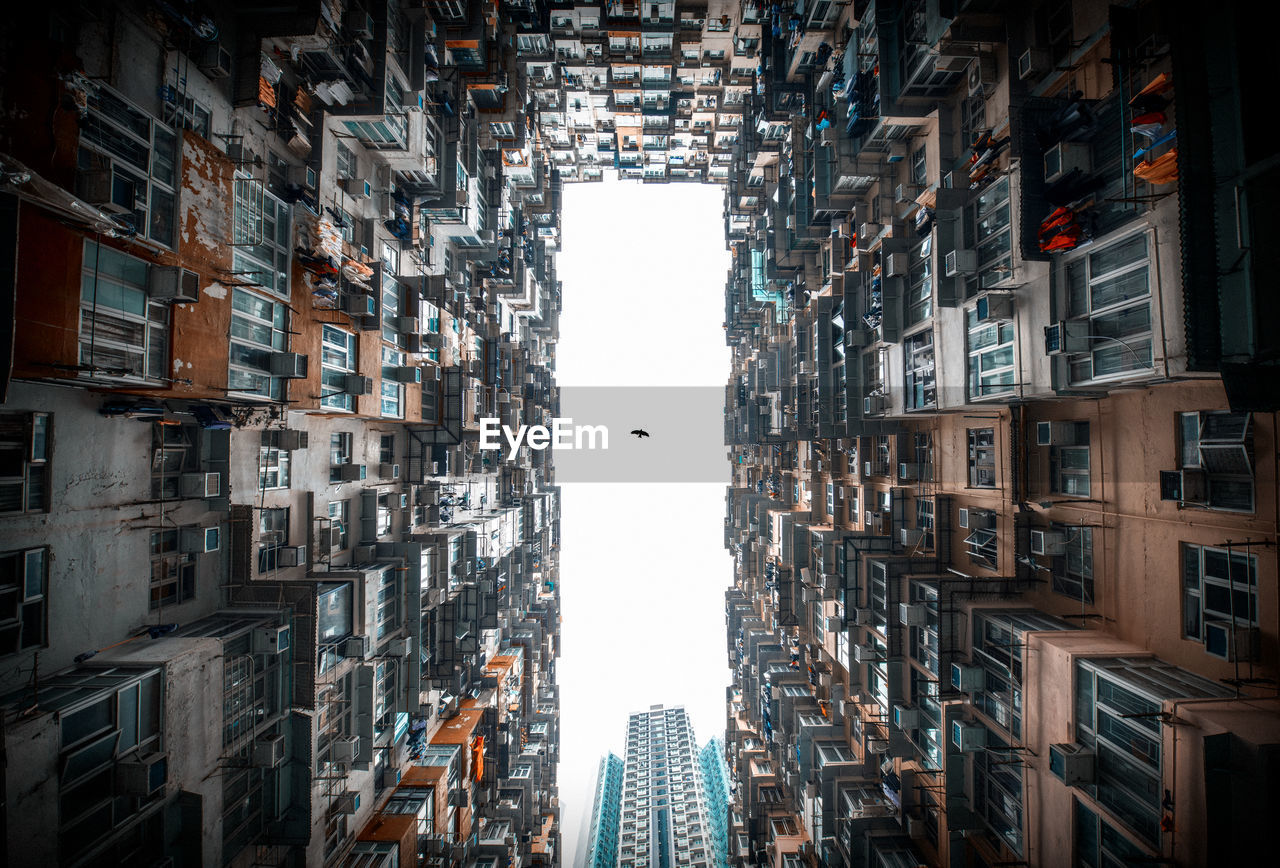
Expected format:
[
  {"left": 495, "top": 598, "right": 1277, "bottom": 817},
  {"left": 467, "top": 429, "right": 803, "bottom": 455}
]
[{"left": 554, "top": 175, "right": 733, "bottom": 867}]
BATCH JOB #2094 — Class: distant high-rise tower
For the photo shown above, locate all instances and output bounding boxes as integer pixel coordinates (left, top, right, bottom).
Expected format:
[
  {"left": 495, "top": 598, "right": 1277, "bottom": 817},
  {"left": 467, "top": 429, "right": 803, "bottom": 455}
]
[
  {"left": 606, "top": 705, "right": 718, "bottom": 867},
  {"left": 585, "top": 752, "right": 624, "bottom": 868},
  {"left": 698, "top": 738, "right": 732, "bottom": 868}
]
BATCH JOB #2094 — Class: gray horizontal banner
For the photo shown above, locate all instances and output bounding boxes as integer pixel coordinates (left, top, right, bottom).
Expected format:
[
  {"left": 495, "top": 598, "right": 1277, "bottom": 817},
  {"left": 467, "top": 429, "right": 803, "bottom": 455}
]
[{"left": 510, "top": 386, "right": 729, "bottom": 483}]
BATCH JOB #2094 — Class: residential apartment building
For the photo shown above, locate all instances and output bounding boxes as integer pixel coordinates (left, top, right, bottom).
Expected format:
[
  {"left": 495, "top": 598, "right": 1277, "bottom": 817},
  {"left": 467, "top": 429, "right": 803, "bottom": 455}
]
[
  {"left": 1, "top": 1, "right": 568, "bottom": 866},
  {"left": 585, "top": 752, "right": 625, "bottom": 868},
  {"left": 2, "top": 0, "right": 1277, "bottom": 866},
  {"left": 719, "top": 1, "right": 1279, "bottom": 867},
  {"left": 589, "top": 705, "right": 725, "bottom": 867}
]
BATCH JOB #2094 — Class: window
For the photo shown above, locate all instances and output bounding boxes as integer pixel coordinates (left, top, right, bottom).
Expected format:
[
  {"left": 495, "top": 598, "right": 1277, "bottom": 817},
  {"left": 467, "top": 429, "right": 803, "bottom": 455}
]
[
  {"left": 257, "top": 508, "right": 289, "bottom": 572},
  {"left": 232, "top": 185, "right": 291, "bottom": 298},
  {"left": 916, "top": 498, "right": 935, "bottom": 548},
  {"left": 79, "top": 240, "right": 170, "bottom": 383},
  {"left": 335, "top": 141, "right": 358, "bottom": 180},
  {"left": 1075, "top": 799, "right": 1144, "bottom": 868},
  {"left": 328, "top": 500, "right": 349, "bottom": 550},
  {"left": 965, "top": 177, "right": 1012, "bottom": 293},
  {"left": 966, "top": 308, "right": 1015, "bottom": 399},
  {"left": 321, "top": 326, "right": 358, "bottom": 411},
  {"left": 149, "top": 530, "right": 195, "bottom": 609},
  {"left": 382, "top": 274, "right": 404, "bottom": 347},
  {"left": 379, "top": 434, "right": 396, "bottom": 465},
  {"left": 967, "top": 428, "right": 996, "bottom": 487},
  {"left": 229, "top": 289, "right": 287, "bottom": 400},
  {"left": 330, "top": 432, "right": 353, "bottom": 482},
  {"left": 965, "top": 510, "right": 998, "bottom": 569},
  {"left": 1051, "top": 527, "right": 1094, "bottom": 603},
  {"left": 1176, "top": 411, "right": 1254, "bottom": 511},
  {"left": 150, "top": 423, "right": 198, "bottom": 498},
  {"left": 79, "top": 85, "right": 177, "bottom": 245},
  {"left": 1075, "top": 662, "right": 1164, "bottom": 846},
  {"left": 161, "top": 91, "right": 211, "bottom": 139},
  {"left": 1181, "top": 544, "right": 1257, "bottom": 644},
  {"left": 906, "top": 238, "right": 933, "bottom": 327},
  {"left": 973, "top": 729, "right": 1023, "bottom": 853},
  {"left": 0, "top": 547, "right": 47, "bottom": 653},
  {"left": 258, "top": 446, "right": 290, "bottom": 490},
  {"left": 1066, "top": 232, "right": 1153, "bottom": 382},
  {"left": 904, "top": 330, "right": 936, "bottom": 409},
  {"left": 57, "top": 670, "right": 163, "bottom": 860},
  {"left": 0, "top": 412, "right": 49, "bottom": 514},
  {"left": 911, "top": 144, "right": 927, "bottom": 187},
  {"left": 1050, "top": 423, "right": 1091, "bottom": 496},
  {"left": 381, "top": 346, "right": 405, "bottom": 418}
]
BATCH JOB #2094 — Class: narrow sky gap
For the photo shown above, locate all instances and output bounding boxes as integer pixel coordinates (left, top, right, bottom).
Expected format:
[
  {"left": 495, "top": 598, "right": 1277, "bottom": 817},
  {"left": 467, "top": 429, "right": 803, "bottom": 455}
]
[{"left": 555, "top": 176, "right": 733, "bottom": 866}]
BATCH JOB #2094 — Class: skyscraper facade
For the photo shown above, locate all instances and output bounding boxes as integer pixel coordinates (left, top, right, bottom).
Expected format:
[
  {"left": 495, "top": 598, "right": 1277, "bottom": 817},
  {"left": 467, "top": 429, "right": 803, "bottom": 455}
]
[
  {"left": 599, "top": 706, "right": 721, "bottom": 867},
  {"left": 698, "top": 737, "right": 732, "bottom": 868},
  {"left": 585, "top": 752, "right": 625, "bottom": 868}
]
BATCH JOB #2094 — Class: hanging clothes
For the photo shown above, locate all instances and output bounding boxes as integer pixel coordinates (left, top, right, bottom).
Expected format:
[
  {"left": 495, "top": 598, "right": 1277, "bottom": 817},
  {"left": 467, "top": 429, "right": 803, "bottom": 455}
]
[{"left": 1133, "top": 147, "right": 1179, "bottom": 185}]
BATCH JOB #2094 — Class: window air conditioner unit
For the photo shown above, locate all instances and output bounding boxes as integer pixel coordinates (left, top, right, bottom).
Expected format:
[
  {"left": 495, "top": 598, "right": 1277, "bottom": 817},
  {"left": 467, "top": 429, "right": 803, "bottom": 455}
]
[
  {"left": 344, "top": 374, "right": 374, "bottom": 395},
  {"left": 1044, "top": 142, "right": 1091, "bottom": 185},
  {"left": 1204, "top": 621, "right": 1259, "bottom": 662},
  {"left": 277, "top": 545, "right": 306, "bottom": 567},
  {"left": 252, "top": 734, "right": 287, "bottom": 768},
  {"left": 335, "top": 790, "right": 362, "bottom": 814},
  {"left": 180, "top": 525, "right": 221, "bottom": 554},
  {"left": 342, "top": 292, "right": 377, "bottom": 316},
  {"left": 1043, "top": 321, "right": 1091, "bottom": 355},
  {"left": 342, "top": 635, "right": 370, "bottom": 659},
  {"left": 395, "top": 316, "right": 420, "bottom": 333},
  {"left": 958, "top": 507, "right": 970, "bottom": 528},
  {"left": 950, "top": 663, "right": 985, "bottom": 692},
  {"left": 390, "top": 366, "right": 422, "bottom": 383},
  {"left": 1018, "top": 48, "right": 1051, "bottom": 81},
  {"left": 181, "top": 472, "right": 221, "bottom": 498},
  {"left": 852, "top": 643, "right": 876, "bottom": 664},
  {"left": 945, "top": 249, "right": 978, "bottom": 277},
  {"left": 900, "top": 527, "right": 924, "bottom": 546},
  {"left": 898, "top": 603, "right": 926, "bottom": 626},
  {"left": 967, "top": 55, "right": 996, "bottom": 97},
  {"left": 387, "top": 636, "right": 413, "bottom": 657},
  {"left": 253, "top": 624, "right": 291, "bottom": 654},
  {"left": 1159, "top": 469, "right": 1207, "bottom": 503},
  {"left": 895, "top": 184, "right": 915, "bottom": 204},
  {"left": 1036, "top": 420, "right": 1080, "bottom": 446},
  {"left": 286, "top": 164, "right": 311, "bottom": 187},
  {"left": 975, "top": 293, "right": 1012, "bottom": 322},
  {"left": 850, "top": 607, "right": 873, "bottom": 625},
  {"left": 951, "top": 720, "right": 987, "bottom": 752},
  {"left": 116, "top": 752, "right": 168, "bottom": 797},
  {"left": 341, "top": 177, "right": 372, "bottom": 199},
  {"left": 892, "top": 704, "right": 920, "bottom": 730},
  {"left": 353, "top": 544, "right": 376, "bottom": 564},
  {"left": 1030, "top": 529, "right": 1068, "bottom": 555},
  {"left": 332, "top": 735, "right": 360, "bottom": 763},
  {"left": 404, "top": 334, "right": 424, "bottom": 353},
  {"left": 898, "top": 462, "right": 919, "bottom": 480},
  {"left": 77, "top": 155, "right": 136, "bottom": 215},
  {"left": 269, "top": 352, "right": 309, "bottom": 378},
  {"left": 380, "top": 463, "right": 401, "bottom": 480},
  {"left": 858, "top": 222, "right": 881, "bottom": 243},
  {"left": 338, "top": 463, "right": 367, "bottom": 481},
  {"left": 864, "top": 396, "right": 884, "bottom": 415},
  {"left": 885, "top": 252, "right": 907, "bottom": 277},
  {"left": 196, "top": 41, "right": 232, "bottom": 78},
  {"left": 845, "top": 328, "right": 873, "bottom": 348},
  {"left": 147, "top": 266, "right": 200, "bottom": 302},
  {"left": 1048, "top": 743, "right": 1096, "bottom": 786},
  {"left": 346, "top": 10, "right": 375, "bottom": 39}
]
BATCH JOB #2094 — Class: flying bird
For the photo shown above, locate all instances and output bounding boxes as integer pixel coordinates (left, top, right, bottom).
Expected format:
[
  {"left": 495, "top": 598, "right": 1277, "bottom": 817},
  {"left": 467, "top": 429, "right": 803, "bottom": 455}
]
[{"left": 630, "top": 429, "right": 650, "bottom": 438}]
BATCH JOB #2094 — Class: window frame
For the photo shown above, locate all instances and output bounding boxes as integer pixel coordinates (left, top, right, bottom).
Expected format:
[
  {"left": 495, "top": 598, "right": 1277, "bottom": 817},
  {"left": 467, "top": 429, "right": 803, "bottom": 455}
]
[
  {"left": 0, "top": 546, "right": 48, "bottom": 653},
  {"left": 79, "top": 240, "right": 170, "bottom": 385},
  {"left": 0, "top": 412, "right": 50, "bottom": 515},
  {"left": 1065, "top": 231, "right": 1154, "bottom": 384}
]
